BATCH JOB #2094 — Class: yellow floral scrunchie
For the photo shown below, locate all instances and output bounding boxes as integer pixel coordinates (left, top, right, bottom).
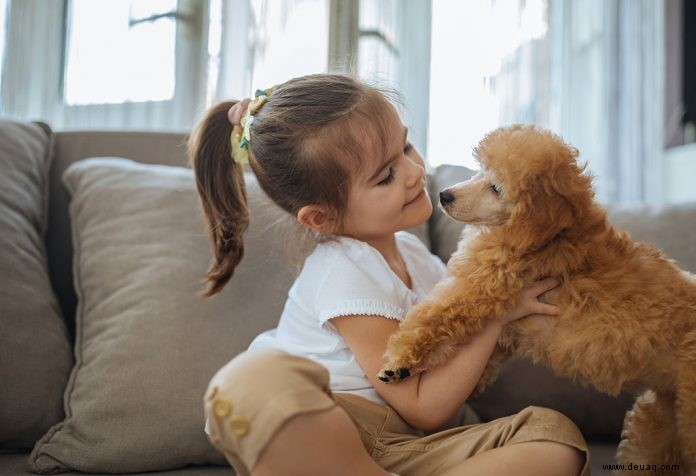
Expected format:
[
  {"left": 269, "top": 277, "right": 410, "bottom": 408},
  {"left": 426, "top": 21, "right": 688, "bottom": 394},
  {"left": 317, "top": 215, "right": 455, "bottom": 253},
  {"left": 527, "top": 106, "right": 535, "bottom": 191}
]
[{"left": 230, "top": 87, "right": 274, "bottom": 165}]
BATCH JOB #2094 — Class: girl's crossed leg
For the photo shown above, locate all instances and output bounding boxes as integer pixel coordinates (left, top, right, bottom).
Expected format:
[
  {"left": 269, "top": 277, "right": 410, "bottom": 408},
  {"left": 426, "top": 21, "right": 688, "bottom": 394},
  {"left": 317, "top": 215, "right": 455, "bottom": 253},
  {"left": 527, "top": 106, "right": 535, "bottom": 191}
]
[
  {"left": 204, "top": 349, "right": 587, "bottom": 476},
  {"left": 253, "top": 406, "right": 390, "bottom": 476},
  {"left": 204, "top": 349, "right": 388, "bottom": 476}
]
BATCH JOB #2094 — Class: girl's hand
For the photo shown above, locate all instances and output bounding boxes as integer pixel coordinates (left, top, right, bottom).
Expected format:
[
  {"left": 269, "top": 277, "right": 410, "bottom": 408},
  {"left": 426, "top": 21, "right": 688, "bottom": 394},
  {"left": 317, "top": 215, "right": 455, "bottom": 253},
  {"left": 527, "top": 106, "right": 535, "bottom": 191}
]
[{"left": 499, "top": 277, "right": 562, "bottom": 324}]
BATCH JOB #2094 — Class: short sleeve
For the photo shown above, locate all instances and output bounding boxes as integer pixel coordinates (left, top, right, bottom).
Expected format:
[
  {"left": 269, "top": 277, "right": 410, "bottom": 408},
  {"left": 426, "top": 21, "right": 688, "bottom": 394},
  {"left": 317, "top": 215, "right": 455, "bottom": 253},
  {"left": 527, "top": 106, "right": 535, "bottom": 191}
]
[{"left": 313, "top": 244, "right": 408, "bottom": 335}]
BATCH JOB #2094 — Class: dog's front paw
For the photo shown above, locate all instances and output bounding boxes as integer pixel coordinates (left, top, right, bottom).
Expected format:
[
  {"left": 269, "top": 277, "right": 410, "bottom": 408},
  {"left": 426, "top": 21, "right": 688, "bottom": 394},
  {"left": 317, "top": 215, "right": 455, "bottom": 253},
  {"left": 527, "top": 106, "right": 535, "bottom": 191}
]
[{"left": 377, "top": 366, "right": 412, "bottom": 384}]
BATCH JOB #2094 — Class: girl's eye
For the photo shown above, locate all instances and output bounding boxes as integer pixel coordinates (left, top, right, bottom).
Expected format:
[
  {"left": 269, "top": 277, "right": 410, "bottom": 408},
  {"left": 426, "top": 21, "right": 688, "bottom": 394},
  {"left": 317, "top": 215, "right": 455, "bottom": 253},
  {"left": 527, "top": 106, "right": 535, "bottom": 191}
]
[
  {"left": 404, "top": 142, "right": 413, "bottom": 153},
  {"left": 490, "top": 183, "right": 502, "bottom": 195},
  {"left": 378, "top": 167, "right": 395, "bottom": 186}
]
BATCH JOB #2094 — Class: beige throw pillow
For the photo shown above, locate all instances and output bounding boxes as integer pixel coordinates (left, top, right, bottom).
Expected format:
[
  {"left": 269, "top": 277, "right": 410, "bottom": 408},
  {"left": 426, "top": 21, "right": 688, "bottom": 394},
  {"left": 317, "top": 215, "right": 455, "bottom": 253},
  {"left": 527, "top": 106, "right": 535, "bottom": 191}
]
[{"left": 29, "top": 157, "right": 431, "bottom": 473}]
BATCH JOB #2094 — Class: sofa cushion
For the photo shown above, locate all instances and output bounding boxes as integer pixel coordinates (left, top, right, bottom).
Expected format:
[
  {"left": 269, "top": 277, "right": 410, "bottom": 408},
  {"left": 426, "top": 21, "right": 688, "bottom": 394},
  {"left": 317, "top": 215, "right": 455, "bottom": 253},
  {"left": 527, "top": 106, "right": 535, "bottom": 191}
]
[
  {"left": 427, "top": 164, "right": 477, "bottom": 262},
  {"left": 607, "top": 201, "right": 696, "bottom": 273},
  {"left": 29, "top": 157, "right": 429, "bottom": 473},
  {"left": 0, "top": 453, "right": 233, "bottom": 476},
  {"left": 0, "top": 120, "right": 73, "bottom": 450}
]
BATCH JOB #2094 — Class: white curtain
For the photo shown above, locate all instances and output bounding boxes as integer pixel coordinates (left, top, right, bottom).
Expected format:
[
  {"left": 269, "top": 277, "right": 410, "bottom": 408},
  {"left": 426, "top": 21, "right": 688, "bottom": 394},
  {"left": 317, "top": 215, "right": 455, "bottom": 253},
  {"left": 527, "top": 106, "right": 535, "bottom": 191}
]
[
  {"left": 215, "top": 0, "right": 432, "bottom": 158},
  {"left": 1, "top": 0, "right": 665, "bottom": 206},
  {"left": 357, "top": 0, "right": 432, "bottom": 160},
  {"left": 496, "top": 0, "right": 664, "bottom": 206}
]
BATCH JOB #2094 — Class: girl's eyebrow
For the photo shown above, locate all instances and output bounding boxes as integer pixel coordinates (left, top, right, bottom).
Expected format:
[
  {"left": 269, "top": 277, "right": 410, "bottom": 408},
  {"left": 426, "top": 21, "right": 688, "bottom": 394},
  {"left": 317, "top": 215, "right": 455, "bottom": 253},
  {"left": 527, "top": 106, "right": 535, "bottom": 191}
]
[{"left": 366, "top": 126, "right": 408, "bottom": 182}]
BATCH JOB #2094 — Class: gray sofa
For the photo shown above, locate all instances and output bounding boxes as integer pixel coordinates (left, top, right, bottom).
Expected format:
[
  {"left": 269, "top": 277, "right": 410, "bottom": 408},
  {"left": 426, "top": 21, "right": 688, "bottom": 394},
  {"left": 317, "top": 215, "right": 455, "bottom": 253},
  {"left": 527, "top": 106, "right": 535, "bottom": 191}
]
[{"left": 2, "top": 119, "right": 695, "bottom": 475}]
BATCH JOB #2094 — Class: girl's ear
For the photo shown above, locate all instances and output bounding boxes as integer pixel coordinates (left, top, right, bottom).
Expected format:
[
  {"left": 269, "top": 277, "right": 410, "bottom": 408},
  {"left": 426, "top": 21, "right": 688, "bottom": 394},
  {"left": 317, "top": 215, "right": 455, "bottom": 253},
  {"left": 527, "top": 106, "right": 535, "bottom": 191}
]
[{"left": 297, "top": 205, "right": 336, "bottom": 233}]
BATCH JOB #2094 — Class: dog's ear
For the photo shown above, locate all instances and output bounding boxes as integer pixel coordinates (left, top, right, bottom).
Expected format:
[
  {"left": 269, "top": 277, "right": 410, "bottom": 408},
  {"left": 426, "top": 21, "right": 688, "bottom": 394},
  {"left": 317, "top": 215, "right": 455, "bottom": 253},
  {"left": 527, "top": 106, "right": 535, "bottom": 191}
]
[
  {"left": 505, "top": 187, "right": 575, "bottom": 252},
  {"left": 504, "top": 156, "right": 591, "bottom": 253}
]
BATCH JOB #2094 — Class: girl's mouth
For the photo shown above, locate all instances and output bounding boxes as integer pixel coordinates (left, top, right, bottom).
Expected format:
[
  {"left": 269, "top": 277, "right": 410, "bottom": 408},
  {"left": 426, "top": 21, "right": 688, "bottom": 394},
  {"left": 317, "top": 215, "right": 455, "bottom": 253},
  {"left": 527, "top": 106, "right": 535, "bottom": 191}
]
[{"left": 404, "top": 188, "right": 425, "bottom": 207}]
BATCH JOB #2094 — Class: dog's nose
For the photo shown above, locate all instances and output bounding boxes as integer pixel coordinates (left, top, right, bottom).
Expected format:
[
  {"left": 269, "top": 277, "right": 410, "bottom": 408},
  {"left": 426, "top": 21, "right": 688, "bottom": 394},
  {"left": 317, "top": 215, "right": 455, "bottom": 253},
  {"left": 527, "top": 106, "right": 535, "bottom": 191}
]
[{"left": 439, "top": 190, "right": 455, "bottom": 205}]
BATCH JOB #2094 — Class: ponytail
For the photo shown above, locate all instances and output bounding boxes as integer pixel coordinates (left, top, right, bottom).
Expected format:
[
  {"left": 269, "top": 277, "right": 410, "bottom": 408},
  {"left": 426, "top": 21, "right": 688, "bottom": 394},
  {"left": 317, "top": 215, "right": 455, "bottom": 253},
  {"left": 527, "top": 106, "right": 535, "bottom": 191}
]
[{"left": 188, "top": 101, "right": 249, "bottom": 298}]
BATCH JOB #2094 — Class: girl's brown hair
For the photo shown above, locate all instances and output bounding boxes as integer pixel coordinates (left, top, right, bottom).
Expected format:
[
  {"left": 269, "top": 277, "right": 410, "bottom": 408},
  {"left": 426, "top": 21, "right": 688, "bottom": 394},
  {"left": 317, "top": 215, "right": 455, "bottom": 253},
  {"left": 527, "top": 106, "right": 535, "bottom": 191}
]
[{"left": 188, "top": 73, "right": 397, "bottom": 297}]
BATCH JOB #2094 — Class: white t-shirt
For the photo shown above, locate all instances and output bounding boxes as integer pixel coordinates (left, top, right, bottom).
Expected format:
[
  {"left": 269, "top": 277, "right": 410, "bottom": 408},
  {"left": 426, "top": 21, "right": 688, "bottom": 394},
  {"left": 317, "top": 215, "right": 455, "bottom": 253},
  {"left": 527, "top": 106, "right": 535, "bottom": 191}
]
[{"left": 249, "top": 230, "right": 448, "bottom": 405}]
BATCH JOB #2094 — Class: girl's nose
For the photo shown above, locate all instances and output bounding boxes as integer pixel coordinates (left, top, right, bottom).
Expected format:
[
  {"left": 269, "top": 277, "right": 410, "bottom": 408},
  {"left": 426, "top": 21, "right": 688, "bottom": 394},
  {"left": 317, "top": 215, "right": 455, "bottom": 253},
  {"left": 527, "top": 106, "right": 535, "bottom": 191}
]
[{"left": 406, "top": 156, "right": 425, "bottom": 185}]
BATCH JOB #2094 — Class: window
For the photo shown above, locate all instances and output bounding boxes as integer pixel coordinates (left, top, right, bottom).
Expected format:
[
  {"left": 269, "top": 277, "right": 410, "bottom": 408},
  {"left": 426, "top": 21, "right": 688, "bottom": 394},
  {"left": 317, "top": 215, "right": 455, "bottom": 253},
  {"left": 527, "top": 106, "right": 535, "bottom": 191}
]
[
  {"left": 0, "top": 0, "right": 7, "bottom": 103},
  {"left": 215, "top": 0, "right": 431, "bottom": 158},
  {"left": 248, "top": 0, "right": 329, "bottom": 90},
  {"left": 1, "top": 0, "right": 207, "bottom": 131},
  {"left": 355, "top": 0, "right": 432, "bottom": 163},
  {"left": 427, "top": 0, "right": 548, "bottom": 169},
  {"left": 0, "top": 0, "right": 666, "bottom": 206},
  {"left": 426, "top": 0, "right": 664, "bottom": 206},
  {"left": 64, "top": 0, "right": 177, "bottom": 105},
  {"left": 214, "top": 0, "right": 330, "bottom": 107}
]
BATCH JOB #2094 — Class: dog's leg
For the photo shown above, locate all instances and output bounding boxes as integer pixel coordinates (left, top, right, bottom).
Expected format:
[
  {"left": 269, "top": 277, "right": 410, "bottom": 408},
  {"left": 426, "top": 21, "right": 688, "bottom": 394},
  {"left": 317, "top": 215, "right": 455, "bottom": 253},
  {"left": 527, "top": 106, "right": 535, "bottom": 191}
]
[
  {"left": 615, "top": 390, "right": 680, "bottom": 476},
  {"left": 377, "top": 287, "right": 497, "bottom": 382}
]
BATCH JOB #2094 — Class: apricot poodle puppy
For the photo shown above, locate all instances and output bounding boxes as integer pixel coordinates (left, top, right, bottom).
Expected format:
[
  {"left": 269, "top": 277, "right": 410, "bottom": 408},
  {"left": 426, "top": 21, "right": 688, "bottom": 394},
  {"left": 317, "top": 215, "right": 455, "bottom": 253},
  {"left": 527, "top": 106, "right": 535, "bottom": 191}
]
[{"left": 378, "top": 124, "right": 696, "bottom": 475}]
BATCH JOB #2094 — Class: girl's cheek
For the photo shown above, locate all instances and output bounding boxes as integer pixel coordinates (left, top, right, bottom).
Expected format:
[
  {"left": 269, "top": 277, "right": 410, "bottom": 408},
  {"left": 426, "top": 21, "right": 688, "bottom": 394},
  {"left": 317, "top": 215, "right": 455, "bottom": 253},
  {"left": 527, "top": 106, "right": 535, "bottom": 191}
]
[{"left": 371, "top": 190, "right": 396, "bottom": 212}]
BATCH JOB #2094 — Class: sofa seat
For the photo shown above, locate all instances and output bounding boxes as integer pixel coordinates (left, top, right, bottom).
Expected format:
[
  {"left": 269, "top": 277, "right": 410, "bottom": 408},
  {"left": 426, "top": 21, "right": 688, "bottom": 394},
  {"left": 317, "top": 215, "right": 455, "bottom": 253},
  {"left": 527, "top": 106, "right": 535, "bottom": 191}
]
[
  {"left": 0, "top": 454, "right": 231, "bottom": 476},
  {"left": 0, "top": 441, "right": 619, "bottom": 475}
]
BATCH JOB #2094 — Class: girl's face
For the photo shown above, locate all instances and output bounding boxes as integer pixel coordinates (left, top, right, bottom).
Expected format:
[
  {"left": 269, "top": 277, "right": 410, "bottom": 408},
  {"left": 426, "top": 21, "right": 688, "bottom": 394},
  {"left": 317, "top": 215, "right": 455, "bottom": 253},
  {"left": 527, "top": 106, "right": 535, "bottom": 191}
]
[{"left": 339, "top": 108, "right": 431, "bottom": 243}]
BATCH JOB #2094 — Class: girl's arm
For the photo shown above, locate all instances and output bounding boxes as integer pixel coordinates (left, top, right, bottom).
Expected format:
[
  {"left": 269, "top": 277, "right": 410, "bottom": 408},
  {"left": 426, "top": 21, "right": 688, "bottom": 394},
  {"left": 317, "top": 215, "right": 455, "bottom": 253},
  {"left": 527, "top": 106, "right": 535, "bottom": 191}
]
[{"left": 330, "top": 278, "right": 560, "bottom": 432}]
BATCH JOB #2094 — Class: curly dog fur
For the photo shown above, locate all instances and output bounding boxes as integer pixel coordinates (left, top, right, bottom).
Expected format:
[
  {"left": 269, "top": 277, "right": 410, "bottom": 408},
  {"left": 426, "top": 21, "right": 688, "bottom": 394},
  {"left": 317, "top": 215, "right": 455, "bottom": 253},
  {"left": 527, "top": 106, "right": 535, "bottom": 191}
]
[{"left": 378, "top": 125, "right": 696, "bottom": 475}]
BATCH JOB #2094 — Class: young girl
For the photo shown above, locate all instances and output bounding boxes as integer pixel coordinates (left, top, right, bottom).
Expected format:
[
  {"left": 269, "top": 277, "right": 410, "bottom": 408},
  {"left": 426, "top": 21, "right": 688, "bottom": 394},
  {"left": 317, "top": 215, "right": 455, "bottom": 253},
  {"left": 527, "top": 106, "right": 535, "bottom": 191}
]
[{"left": 190, "top": 73, "right": 589, "bottom": 476}]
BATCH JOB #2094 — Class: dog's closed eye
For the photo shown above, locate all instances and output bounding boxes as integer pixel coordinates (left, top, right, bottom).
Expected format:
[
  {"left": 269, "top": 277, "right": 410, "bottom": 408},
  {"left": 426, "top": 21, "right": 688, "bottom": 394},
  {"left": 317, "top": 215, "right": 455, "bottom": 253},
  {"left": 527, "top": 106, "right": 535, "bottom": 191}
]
[{"left": 490, "top": 183, "right": 502, "bottom": 196}]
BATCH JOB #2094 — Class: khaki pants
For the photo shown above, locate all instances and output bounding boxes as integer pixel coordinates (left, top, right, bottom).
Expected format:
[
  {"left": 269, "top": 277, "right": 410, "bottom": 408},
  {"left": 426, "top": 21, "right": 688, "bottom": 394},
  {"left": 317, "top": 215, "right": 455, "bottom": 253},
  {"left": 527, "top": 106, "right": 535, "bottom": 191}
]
[{"left": 204, "top": 349, "right": 590, "bottom": 476}]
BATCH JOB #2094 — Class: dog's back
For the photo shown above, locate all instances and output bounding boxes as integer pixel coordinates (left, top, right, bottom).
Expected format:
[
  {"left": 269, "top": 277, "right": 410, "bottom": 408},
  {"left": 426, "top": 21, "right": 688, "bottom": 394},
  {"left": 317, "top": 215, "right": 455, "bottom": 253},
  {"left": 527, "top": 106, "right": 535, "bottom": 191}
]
[{"left": 505, "top": 220, "right": 696, "bottom": 396}]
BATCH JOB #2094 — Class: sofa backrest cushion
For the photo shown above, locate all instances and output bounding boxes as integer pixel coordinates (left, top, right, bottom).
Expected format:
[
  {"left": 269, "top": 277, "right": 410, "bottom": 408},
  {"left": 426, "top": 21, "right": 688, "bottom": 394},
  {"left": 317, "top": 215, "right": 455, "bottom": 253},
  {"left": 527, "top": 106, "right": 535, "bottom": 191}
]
[
  {"left": 0, "top": 120, "right": 73, "bottom": 450},
  {"left": 427, "top": 164, "right": 477, "bottom": 262},
  {"left": 607, "top": 202, "right": 696, "bottom": 273}
]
